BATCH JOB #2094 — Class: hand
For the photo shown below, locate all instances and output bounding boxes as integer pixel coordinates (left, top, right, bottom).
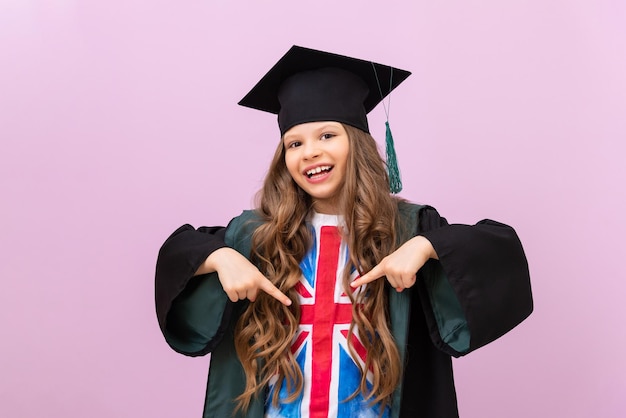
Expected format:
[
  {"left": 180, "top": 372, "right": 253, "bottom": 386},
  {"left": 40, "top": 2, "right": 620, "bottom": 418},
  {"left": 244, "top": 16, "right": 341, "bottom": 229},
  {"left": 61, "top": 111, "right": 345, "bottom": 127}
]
[
  {"left": 199, "top": 247, "right": 292, "bottom": 306},
  {"left": 350, "top": 236, "right": 438, "bottom": 292}
]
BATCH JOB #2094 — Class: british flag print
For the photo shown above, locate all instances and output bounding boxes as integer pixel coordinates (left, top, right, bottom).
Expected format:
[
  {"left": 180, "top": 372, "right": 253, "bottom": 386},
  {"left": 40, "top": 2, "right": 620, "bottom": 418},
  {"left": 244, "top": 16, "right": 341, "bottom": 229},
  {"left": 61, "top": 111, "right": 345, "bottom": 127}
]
[{"left": 265, "top": 213, "right": 389, "bottom": 418}]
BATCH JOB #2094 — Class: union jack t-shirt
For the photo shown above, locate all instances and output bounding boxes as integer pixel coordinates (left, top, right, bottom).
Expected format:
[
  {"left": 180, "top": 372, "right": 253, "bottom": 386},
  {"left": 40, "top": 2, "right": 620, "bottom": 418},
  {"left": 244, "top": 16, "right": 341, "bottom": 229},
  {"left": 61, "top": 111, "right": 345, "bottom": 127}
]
[{"left": 265, "top": 213, "right": 389, "bottom": 418}]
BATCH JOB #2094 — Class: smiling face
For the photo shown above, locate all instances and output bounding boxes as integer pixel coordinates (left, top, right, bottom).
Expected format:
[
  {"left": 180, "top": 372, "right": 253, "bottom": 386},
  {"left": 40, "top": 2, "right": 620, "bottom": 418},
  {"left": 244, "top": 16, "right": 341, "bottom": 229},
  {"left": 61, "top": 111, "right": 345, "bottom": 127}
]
[{"left": 283, "top": 121, "right": 350, "bottom": 214}]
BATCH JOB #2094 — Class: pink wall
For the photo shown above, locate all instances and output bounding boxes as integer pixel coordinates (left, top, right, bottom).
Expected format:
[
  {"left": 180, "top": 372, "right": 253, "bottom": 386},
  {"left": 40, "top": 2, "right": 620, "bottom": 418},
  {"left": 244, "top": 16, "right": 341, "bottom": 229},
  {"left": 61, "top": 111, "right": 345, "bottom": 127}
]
[{"left": 1, "top": 1, "right": 624, "bottom": 417}]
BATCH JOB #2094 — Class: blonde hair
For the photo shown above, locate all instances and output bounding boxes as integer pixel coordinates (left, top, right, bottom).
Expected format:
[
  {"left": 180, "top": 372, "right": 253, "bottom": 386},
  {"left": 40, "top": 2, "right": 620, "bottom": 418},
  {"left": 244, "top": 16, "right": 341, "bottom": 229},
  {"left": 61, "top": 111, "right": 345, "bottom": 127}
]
[{"left": 234, "top": 124, "right": 402, "bottom": 412}]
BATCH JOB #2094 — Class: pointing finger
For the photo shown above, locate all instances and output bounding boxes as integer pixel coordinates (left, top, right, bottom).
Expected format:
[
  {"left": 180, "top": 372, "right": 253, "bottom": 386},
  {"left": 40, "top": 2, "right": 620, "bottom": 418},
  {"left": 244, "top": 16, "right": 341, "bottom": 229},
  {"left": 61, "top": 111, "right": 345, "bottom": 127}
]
[
  {"left": 259, "top": 277, "right": 292, "bottom": 306},
  {"left": 351, "top": 263, "right": 385, "bottom": 287}
]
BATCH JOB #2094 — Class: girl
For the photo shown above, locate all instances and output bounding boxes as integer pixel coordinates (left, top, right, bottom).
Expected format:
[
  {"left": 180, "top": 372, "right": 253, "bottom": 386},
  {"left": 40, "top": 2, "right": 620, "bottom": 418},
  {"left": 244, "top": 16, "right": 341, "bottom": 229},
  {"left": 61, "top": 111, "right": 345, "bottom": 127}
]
[{"left": 155, "top": 46, "right": 533, "bottom": 418}]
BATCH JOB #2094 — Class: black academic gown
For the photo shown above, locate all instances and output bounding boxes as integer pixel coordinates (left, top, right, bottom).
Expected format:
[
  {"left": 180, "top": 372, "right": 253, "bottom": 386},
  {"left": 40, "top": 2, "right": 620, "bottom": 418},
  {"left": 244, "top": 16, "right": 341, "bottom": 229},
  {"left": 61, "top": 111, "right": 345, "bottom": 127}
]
[{"left": 155, "top": 204, "right": 533, "bottom": 418}]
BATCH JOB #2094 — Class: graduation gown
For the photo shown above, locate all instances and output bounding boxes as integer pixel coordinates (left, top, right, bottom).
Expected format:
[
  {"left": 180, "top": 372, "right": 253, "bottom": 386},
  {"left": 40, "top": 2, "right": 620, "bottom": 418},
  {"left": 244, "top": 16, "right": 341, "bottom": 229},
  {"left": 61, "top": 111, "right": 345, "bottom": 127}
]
[{"left": 155, "top": 202, "right": 533, "bottom": 418}]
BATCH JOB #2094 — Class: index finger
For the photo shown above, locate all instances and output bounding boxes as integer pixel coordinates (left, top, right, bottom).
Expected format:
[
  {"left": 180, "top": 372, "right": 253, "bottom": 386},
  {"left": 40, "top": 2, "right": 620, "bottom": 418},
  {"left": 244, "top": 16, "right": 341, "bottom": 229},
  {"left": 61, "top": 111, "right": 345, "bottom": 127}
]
[
  {"left": 351, "top": 263, "right": 385, "bottom": 288},
  {"left": 259, "top": 277, "right": 292, "bottom": 306}
]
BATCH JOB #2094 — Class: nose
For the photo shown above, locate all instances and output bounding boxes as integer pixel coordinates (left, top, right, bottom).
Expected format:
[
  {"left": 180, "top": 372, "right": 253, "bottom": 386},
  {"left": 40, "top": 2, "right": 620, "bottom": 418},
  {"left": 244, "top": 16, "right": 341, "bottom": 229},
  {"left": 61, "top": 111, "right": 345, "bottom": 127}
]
[{"left": 302, "top": 140, "right": 321, "bottom": 160}]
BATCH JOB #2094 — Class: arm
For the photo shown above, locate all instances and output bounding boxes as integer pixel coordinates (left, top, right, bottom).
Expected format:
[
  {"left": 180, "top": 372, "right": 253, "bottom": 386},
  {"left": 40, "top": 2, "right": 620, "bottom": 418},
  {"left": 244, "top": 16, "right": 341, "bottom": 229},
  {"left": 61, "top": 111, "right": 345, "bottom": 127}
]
[
  {"left": 155, "top": 224, "right": 231, "bottom": 356},
  {"left": 352, "top": 204, "right": 532, "bottom": 357},
  {"left": 417, "top": 206, "right": 533, "bottom": 356},
  {"left": 155, "top": 217, "right": 290, "bottom": 356}
]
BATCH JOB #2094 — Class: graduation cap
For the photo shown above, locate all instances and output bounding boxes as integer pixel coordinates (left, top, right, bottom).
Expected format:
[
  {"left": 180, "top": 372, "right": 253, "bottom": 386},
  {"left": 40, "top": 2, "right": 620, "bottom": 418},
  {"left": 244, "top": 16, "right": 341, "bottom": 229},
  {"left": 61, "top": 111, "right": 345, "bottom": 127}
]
[{"left": 238, "top": 45, "right": 411, "bottom": 193}]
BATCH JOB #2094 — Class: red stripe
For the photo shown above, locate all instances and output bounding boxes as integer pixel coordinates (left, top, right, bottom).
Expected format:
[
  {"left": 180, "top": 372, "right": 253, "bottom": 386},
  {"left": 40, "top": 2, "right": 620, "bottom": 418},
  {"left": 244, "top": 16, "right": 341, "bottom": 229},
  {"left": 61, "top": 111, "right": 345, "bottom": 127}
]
[
  {"left": 295, "top": 281, "right": 312, "bottom": 298},
  {"left": 296, "top": 226, "right": 367, "bottom": 417},
  {"left": 340, "top": 329, "right": 368, "bottom": 364},
  {"left": 309, "top": 226, "right": 340, "bottom": 417},
  {"left": 301, "top": 304, "right": 351, "bottom": 325},
  {"left": 291, "top": 331, "right": 309, "bottom": 355}
]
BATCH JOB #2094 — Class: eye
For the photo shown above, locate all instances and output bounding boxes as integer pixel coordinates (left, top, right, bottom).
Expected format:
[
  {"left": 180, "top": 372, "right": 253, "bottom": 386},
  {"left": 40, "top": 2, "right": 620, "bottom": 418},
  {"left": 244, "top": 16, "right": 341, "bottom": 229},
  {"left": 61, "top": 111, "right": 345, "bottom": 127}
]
[
  {"left": 286, "top": 140, "right": 302, "bottom": 149},
  {"left": 320, "top": 133, "right": 335, "bottom": 140}
]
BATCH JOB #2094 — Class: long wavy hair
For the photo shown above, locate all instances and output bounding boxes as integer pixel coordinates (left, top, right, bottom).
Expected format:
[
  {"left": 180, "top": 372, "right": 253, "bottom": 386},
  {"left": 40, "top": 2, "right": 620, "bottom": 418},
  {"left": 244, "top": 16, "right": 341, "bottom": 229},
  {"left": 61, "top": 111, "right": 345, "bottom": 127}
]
[{"left": 233, "top": 124, "right": 403, "bottom": 413}]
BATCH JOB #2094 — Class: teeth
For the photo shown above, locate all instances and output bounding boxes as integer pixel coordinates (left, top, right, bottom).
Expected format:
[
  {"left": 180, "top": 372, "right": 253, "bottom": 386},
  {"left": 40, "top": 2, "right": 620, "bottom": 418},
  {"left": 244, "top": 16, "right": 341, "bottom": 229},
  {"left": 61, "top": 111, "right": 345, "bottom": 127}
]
[{"left": 306, "top": 166, "right": 331, "bottom": 177}]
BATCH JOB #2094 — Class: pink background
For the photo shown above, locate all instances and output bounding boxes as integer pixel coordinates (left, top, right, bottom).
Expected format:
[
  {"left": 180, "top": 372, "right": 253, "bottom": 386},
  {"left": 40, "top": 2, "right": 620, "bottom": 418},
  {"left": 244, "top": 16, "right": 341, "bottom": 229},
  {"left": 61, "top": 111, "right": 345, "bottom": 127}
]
[{"left": 1, "top": 1, "right": 625, "bottom": 417}]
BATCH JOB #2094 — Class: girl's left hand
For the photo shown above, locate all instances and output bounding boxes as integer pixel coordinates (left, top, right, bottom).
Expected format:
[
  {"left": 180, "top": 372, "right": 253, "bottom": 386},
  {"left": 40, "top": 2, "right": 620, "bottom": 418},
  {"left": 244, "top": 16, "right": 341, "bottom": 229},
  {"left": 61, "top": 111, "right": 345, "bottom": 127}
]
[{"left": 350, "top": 235, "right": 438, "bottom": 292}]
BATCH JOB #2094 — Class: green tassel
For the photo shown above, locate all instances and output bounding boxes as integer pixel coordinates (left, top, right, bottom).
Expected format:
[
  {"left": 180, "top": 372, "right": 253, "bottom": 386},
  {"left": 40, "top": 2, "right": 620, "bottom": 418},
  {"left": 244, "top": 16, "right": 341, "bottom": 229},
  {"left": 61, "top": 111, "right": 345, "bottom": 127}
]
[{"left": 385, "top": 121, "right": 402, "bottom": 194}]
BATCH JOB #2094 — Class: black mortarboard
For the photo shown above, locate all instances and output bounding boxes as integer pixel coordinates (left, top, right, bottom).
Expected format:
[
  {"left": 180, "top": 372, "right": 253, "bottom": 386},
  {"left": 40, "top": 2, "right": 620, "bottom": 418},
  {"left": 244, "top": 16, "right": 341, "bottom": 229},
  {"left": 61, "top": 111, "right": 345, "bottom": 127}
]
[{"left": 238, "top": 45, "right": 411, "bottom": 135}]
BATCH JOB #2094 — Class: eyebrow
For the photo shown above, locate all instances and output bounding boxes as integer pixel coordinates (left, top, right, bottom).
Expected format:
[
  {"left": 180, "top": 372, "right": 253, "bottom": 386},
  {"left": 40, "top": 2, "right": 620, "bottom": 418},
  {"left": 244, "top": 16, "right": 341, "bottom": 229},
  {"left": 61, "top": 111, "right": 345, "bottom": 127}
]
[
  {"left": 282, "top": 133, "right": 298, "bottom": 143},
  {"left": 283, "top": 123, "right": 342, "bottom": 142},
  {"left": 316, "top": 124, "right": 341, "bottom": 133}
]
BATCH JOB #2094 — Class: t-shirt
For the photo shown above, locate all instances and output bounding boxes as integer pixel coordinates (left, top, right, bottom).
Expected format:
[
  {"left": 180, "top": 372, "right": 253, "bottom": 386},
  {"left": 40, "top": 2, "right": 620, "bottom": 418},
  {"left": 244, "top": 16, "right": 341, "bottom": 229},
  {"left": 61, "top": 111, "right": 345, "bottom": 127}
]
[{"left": 265, "top": 212, "right": 388, "bottom": 418}]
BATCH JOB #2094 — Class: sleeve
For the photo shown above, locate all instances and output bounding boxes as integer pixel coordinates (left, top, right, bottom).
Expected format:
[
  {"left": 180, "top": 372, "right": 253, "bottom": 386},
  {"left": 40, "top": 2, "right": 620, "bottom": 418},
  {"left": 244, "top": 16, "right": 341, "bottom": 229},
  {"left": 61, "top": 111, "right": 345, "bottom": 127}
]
[
  {"left": 415, "top": 206, "right": 533, "bottom": 357},
  {"left": 154, "top": 224, "right": 234, "bottom": 356}
]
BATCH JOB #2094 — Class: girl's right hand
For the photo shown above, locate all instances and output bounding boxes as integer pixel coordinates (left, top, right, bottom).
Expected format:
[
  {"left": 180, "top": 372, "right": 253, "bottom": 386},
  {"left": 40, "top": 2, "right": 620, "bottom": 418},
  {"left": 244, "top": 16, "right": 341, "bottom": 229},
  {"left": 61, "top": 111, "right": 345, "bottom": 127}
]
[{"left": 196, "top": 247, "right": 292, "bottom": 306}]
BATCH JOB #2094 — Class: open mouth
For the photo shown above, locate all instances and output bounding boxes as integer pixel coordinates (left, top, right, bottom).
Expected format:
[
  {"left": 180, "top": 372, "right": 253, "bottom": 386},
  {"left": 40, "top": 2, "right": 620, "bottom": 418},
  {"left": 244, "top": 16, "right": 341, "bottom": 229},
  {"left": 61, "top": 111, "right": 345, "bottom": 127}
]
[{"left": 305, "top": 165, "right": 333, "bottom": 178}]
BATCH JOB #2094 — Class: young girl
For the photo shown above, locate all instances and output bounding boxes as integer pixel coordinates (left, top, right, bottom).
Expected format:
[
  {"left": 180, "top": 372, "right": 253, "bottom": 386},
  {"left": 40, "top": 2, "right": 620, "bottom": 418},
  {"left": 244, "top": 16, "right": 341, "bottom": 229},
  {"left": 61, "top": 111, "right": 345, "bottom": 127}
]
[{"left": 155, "top": 46, "right": 533, "bottom": 418}]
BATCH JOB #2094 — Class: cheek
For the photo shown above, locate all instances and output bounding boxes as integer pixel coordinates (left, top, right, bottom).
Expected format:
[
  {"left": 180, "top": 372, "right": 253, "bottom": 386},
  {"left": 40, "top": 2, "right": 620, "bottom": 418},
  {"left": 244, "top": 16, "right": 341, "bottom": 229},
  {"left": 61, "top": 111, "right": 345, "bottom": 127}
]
[
  {"left": 284, "top": 153, "right": 299, "bottom": 178},
  {"left": 338, "top": 145, "right": 350, "bottom": 168}
]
